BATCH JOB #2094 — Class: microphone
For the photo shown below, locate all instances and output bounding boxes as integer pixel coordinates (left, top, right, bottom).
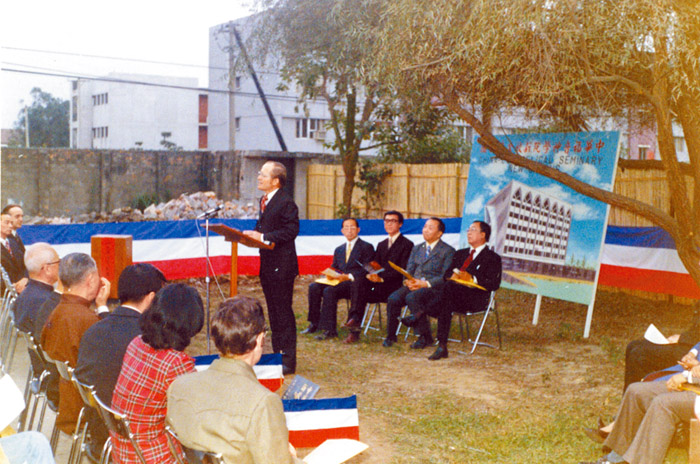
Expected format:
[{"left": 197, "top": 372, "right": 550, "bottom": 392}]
[{"left": 197, "top": 205, "right": 223, "bottom": 219}]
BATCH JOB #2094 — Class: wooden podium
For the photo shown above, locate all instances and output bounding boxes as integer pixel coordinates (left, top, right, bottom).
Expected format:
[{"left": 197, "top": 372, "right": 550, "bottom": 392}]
[
  {"left": 207, "top": 224, "right": 274, "bottom": 297},
  {"left": 91, "top": 235, "right": 133, "bottom": 300}
]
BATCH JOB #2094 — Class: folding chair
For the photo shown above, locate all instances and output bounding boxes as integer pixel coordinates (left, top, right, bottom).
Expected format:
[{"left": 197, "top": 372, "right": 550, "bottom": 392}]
[
  {"left": 71, "top": 375, "right": 100, "bottom": 464},
  {"left": 53, "top": 360, "right": 88, "bottom": 464},
  {"left": 165, "top": 425, "right": 224, "bottom": 464},
  {"left": 361, "top": 302, "right": 384, "bottom": 335},
  {"left": 396, "top": 306, "right": 416, "bottom": 341},
  {"left": 0, "top": 285, "right": 19, "bottom": 372},
  {"left": 452, "top": 291, "right": 502, "bottom": 354},
  {"left": 18, "top": 331, "right": 55, "bottom": 433},
  {"left": 92, "top": 392, "right": 148, "bottom": 464}
]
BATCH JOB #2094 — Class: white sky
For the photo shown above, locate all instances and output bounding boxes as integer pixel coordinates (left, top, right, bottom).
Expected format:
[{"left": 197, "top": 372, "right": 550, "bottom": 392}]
[{"left": 0, "top": 0, "right": 255, "bottom": 127}]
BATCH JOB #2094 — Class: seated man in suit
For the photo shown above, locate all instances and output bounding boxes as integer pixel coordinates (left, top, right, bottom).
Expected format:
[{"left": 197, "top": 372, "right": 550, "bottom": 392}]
[
  {"left": 343, "top": 210, "right": 413, "bottom": 343},
  {"left": 304, "top": 218, "right": 374, "bottom": 340},
  {"left": 402, "top": 220, "right": 502, "bottom": 360},
  {"left": 1, "top": 212, "right": 27, "bottom": 293},
  {"left": 167, "top": 295, "right": 302, "bottom": 464},
  {"left": 580, "top": 354, "right": 700, "bottom": 464},
  {"left": 383, "top": 217, "right": 455, "bottom": 348}
]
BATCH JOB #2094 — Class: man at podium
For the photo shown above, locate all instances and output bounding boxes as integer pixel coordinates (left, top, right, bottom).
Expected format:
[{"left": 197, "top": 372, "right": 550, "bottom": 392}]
[{"left": 244, "top": 161, "right": 300, "bottom": 375}]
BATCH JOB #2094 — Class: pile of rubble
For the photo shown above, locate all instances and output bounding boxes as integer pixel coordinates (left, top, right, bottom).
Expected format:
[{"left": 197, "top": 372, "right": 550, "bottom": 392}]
[{"left": 24, "top": 192, "right": 260, "bottom": 225}]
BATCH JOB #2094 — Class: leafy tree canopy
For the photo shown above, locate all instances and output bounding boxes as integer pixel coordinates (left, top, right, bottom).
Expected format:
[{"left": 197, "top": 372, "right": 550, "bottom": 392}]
[{"left": 12, "top": 87, "right": 69, "bottom": 148}]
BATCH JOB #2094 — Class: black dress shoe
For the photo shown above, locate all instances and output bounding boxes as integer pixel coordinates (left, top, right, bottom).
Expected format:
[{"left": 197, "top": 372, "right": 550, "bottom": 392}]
[
  {"left": 315, "top": 331, "right": 337, "bottom": 340},
  {"left": 411, "top": 336, "right": 433, "bottom": 349},
  {"left": 301, "top": 324, "right": 318, "bottom": 334},
  {"left": 400, "top": 315, "right": 419, "bottom": 328},
  {"left": 283, "top": 365, "right": 296, "bottom": 375},
  {"left": 382, "top": 337, "right": 396, "bottom": 347},
  {"left": 343, "top": 318, "right": 361, "bottom": 329},
  {"left": 428, "top": 345, "right": 448, "bottom": 360}
]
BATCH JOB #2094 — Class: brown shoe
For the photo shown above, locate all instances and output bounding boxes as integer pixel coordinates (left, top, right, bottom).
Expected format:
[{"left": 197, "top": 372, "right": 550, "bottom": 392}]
[
  {"left": 343, "top": 318, "right": 361, "bottom": 329},
  {"left": 343, "top": 332, "right": 360, "bottom": 344}
]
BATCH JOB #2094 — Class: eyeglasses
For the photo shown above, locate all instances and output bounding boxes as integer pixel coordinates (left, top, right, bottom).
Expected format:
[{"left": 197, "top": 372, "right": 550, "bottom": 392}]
[
  {"left": 384, "top": 218, "right": 400, "bottom": 223},
  {"left": 44, "top": 260, "right": 60, "bottom": 266}
]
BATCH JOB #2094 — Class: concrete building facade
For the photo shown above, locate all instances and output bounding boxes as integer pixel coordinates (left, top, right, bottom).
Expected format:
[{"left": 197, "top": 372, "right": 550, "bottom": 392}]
[{"left": 69, "top": 73, "right": 208, "bottom": 151}]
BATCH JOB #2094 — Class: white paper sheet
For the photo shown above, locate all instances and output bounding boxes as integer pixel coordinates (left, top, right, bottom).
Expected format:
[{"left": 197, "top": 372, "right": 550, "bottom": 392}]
[
  {"left": 0, "top": 374, "right": 25, "bottom": 430},
  {"left": 303, "top": 439, "right": 369, "bottom": 464},
  {"left": 644, "top": 323, "right": 670, "bottom": 345}
]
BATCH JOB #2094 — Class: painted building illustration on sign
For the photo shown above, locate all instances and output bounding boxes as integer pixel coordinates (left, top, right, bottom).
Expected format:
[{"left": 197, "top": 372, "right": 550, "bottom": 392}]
[
  {"left": 485, "top": 180, "right": 595, "bottom": 284},
  {"left": 460, "top": 131, "right": 621, "bottom": 307}
]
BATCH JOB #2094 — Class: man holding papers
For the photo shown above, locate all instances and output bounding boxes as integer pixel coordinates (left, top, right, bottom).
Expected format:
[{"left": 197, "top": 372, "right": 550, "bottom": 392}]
[
  {"left": 304, "top": 218, "right": 374, "bottom": 340},
  {"left": 383, "top": 218, "right": 455, "bottom": 348},
  {"left": 343, "top": 211, "right": 413, "bottom": 343},
  {"left": 401, "top": 220, "right": 501, "bottom": 360}
]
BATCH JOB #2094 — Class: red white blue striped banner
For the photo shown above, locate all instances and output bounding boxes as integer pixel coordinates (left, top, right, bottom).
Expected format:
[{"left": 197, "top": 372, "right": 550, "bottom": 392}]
[
  {"left": 17, "top": 219, "right": 699, "bottom": 299},
  {"left": 282, "top": 396, "right": 360, "bottom": 448},
  {"left": 194, "top": 353, "right": 284, "bottom": 392}
]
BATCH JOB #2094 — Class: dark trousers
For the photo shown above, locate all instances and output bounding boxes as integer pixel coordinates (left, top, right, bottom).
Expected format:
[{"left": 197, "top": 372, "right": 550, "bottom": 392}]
[
  {"left": 624, "top": 339, "right": 691, "bottom": 392},
  {"left": 386, "top": 286, "right": 436, "bottom": 340},
  {"left": 433, "top": 281, "right": 488, "bottom": 345},
  {"left": 347, "top": 278, "right": 401, "bottom": 327},
  {"left": 307, "top": 280, "right": 353, "bottom": 334},
  {"left": 261, "top": 274, "right": 297, "bottom": 371}
]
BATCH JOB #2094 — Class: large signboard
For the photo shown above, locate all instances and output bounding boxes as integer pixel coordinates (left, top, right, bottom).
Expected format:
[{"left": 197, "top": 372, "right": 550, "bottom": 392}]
[{"left": 461, "top": 131, "right": 621, "bottom": 313}]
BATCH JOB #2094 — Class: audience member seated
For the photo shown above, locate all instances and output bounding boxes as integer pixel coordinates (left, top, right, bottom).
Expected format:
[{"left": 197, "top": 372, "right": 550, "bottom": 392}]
[
  {"left": 3, "top": 205, "right": 28, "bottom": 293},
  {"left": 14, "top": 243, "right": 60, "bottom": 335},
  {"left": 303, "top": 218, "right": 374, "bottom": 340},
  {"left": 401, "top": 220, "right": 502, "bottom": 360},
  {"left": 167, "top": 295, "right": 302, "bottom": 464},
  {"left": 622, "top": 302, "right": 700, "bottom": 392},
  {"left": 110, "top": 283, "right": 204, "bottom": 464},
  {"left": 0, "top": 212, "right": 26, "bottom": 293},
  {"left": 40, "top": 252, "right": 111, "bottom": 434},
  {"left": 383, "top": 217, "right": 455, "bottom": 348},
  {"left": 580, "top": 352, "right": 700, "bottom": 464},
  {"left": 75, "top": 263, "right": 166, "bottom": 457},
  {"left": 343, "top": 211, "right": 413, "bottom": 343}
]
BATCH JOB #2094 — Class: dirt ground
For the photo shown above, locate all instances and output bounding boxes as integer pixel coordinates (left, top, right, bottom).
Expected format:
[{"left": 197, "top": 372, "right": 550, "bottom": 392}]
[{"left": 184, "top": 275, "right": 696, "bottom": 464}]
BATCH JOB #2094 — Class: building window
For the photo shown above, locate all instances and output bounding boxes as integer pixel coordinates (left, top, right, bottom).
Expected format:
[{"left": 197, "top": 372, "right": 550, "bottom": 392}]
[
  {"left": 71, "top": 128, "right": 77, "bottom": 148},
  {"left": 235, "top": 117, "right": 241, "bottom": 131},
  {"left": 296, "top": 118, "right": 324, "bottom": 139},
  {"left": 638, "top": 145, "right": 651, "bottom": 159},
  {"left": 199, "top": 126, "right": 208, "bottom": 149},
  {"left": 234, "top": 76, "right": 241, "bottom": 90},
  {"left": 72, "top": 96, "right": 78, "bottom": 122},
  {"left": 92, "top": 93, "right": 109, "bottom": 106},
  {"left": 198, "top": 94, "right": 208, "bottom": 124},
  {"left": 453, "top": 124, "right": 473, "bottom": 142}
]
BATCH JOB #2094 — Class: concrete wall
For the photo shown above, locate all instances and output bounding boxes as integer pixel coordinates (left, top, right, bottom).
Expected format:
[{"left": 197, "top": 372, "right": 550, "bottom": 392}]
[{"left": 1, "top": 148, "right": 331, "bottom": 218}]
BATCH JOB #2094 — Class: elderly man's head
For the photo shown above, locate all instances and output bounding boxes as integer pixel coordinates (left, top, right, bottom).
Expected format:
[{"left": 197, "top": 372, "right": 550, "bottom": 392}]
[
  {"left": 59, "top": 253, "right": 101, "bottom": 301},
  {"left": 24, "top": 243, "right": 60, "bottom": 285},
  {"left": 0, "top": 214, "right": 12, "bottom": 239},
  {"left": 1, "top": 205, "right": 23, "bottom": 230}
]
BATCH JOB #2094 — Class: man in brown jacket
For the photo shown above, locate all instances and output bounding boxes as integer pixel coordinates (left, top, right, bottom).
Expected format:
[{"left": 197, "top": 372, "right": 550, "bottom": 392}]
[{"left": 41, "top": 253, "right": 110, "bottom": 434}]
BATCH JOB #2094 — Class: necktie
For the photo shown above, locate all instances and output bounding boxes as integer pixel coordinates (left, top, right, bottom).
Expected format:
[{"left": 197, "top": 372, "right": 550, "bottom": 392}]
[
  {"left": 425, "top": 245, "right": 431, "bottom": 260},
  {"left": 460, "top": 249, "right": 476, "bottom": 271},
  {"left": 345, "top": 243, "right": 352, "bottom": 262},
  {"left": 3, "top": 241, "right": 12, "bottom": 258},
  {"left": 260, "top": 194, "right": 268, "bottom": 213},
  {"left": 387, "top": 237, "right": 393, "bottom": 249}
]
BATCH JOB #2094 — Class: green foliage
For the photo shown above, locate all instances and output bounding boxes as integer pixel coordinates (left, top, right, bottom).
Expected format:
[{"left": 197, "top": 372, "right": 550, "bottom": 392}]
[
  {"left": 378, "top": 127, "right": 471, "bottom": 164},
  {"left": 160, "top": 132, "right": 182, "bottom": 151},
  {"left": 335, "top": 202, "right": 360, "bottom": 219},
  {"left": 356, "top": 159, "right": 392, "bottom": 217},
  {"left": 12, "top": 87, "right": 69, "bottom": 147},
  {"left": 130, "top": 193, "right": 161, "bottom": 211}
]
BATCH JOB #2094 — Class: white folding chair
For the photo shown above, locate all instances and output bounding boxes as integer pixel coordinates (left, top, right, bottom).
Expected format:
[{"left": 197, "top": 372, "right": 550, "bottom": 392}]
[
  {"left": 452, "top": 291, "right": 502, "bottom": 354},
  {"left": 361, "top": 302, "right": 384, "bottom": 335}
]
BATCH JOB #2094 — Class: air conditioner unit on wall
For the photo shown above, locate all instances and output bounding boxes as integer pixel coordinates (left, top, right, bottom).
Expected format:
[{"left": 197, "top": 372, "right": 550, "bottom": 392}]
[{"left": 313, "top": 130, "right": 326, "bottom": 141}]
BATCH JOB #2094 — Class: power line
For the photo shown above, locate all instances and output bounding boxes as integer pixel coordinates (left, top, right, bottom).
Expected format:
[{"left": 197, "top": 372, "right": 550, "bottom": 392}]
[
  {"left": 1, "top": 45, "right": 279, "bottom": 76},
  {"left": 1, "top": 67, "right": 306, "bottom": 103}
]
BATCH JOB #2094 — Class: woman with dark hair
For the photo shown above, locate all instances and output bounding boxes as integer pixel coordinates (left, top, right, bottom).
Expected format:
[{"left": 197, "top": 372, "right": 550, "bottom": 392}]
[{"left": 110, "top": 283, "right": 204, "bottom": 464}]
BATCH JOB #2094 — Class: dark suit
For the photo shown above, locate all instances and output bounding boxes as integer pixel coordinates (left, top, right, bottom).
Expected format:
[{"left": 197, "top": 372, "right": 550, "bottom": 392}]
[
  {"left": 347, "top": 234, "right": 413, "bottom": 325},
  {"left": 15, "top": 279, "right": 56, "bottom": 335},
  {"left": 9, "top": 232, "right": 25, "bottom": 257},
  {"left": 385, "top": 239, "right": 455, "bottom": 340},
  {"left": 308, "top": 238, "right": 374, "bottom": 334},
  {"left": 76, "top": 305, "right": 143, "bottom": 447},
  {"left": 254, "top": 189, "right": 300, "bottom": 372},
  {"left": 1, "top": 240, "right": 25, "bottom": 284},
  {"left": 428, "top": 246, "right": 502, "bottom": 344}
]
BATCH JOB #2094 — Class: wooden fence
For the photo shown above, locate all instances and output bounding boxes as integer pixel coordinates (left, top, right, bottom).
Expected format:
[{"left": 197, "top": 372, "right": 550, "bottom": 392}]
[{"left": 307, "top": 162, "right": 697, "bottom": 304}]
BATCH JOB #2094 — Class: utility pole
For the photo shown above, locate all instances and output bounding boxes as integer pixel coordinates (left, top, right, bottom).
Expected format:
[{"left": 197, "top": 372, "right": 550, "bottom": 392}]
[{"left": 227, "top": 22, "right": 236, "bottom": 152}]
